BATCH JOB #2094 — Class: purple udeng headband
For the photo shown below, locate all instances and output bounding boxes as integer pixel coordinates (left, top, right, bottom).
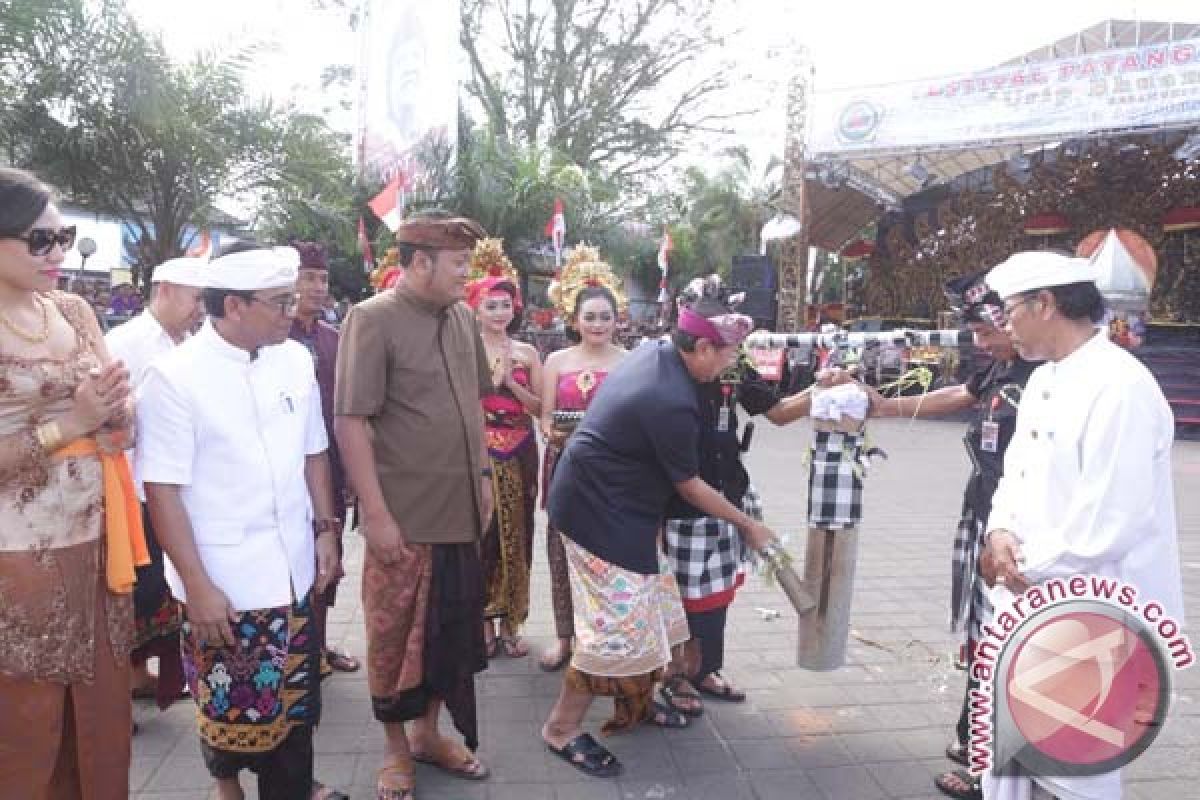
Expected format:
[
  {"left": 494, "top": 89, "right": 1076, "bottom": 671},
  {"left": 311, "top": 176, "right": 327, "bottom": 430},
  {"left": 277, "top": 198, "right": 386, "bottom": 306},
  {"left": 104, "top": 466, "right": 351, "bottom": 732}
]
[{"left": 676, "top": 308, "right": 753, "bottom": 347}]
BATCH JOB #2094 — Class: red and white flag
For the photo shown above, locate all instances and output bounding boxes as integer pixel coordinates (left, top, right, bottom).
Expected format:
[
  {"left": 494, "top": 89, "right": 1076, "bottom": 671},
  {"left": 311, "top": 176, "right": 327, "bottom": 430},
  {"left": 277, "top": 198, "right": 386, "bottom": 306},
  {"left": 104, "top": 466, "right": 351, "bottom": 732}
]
[
  {"left": 656, "top": 227, "right": 673, "bottom": 303},
  {"left": 367, "top": 170, "right": 412, "bottom": 233},
  {"left": 357, "top": 217, "right": 375, "bottom": 274},
  {"left": 545, "top": 197, "right": 566, "bottom": 266}
]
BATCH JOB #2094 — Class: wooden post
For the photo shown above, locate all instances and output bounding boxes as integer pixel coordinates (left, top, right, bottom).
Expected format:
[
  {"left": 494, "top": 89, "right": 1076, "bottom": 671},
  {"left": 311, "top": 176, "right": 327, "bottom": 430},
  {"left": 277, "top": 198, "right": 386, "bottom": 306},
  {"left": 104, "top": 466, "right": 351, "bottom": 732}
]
[{"left": 796, "top": 527, "right": 859, "bottom": 670}]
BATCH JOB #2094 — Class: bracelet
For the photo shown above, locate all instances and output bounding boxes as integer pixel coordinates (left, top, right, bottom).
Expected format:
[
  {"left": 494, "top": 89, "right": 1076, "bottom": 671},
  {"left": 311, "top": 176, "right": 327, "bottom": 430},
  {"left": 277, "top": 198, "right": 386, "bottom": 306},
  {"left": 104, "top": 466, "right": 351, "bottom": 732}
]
[
  {"left": 35, "top": 421, "right": 63, "bottom": 453},
  {"left": 313, "top": 518, "right": 341, "bottom": 538},
  {"left": 480, "top": 466, "right": 493, "bottom": 478}
]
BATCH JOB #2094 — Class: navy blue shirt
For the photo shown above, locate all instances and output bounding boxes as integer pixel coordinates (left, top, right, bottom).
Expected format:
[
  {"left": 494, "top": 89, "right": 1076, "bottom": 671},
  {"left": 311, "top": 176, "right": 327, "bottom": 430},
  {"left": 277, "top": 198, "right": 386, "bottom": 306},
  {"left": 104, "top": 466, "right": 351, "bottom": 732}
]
[{"left": 547, "top": 340, "right": 701, "bottom": 574}]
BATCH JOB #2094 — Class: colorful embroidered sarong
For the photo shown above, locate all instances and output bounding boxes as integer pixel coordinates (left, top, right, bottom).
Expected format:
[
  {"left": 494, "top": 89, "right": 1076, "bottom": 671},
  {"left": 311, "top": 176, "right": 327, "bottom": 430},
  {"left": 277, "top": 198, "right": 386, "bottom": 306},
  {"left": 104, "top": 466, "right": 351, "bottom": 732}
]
[
  {"left": 181, "top": 594, "right": 321, "bottom": 754},
  {"left": 565, "top": 539, "right": 689, "bottom": 678}
]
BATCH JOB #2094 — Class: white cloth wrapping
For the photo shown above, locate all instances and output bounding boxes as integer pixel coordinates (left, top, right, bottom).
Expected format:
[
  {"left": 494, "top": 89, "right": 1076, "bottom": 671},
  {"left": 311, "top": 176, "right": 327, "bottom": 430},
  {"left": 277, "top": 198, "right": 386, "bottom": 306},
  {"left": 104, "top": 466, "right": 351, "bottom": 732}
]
[
  {"left": 982, "top": 332, "right": 1183, "bottom": 800},
  {"left": 811, "top": 382, "right": 869, "bottom": 423}
]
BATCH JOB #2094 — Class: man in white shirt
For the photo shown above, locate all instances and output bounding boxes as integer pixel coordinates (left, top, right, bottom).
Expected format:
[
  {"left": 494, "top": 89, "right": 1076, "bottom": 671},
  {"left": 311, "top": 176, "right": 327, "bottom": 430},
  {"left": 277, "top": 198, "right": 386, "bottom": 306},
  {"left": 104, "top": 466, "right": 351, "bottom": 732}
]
[
  {"left": 106, "top": 256, "right": 207, "bottom": 708},
  {"left": 978, "top": 251, "right": 1184, "bottom": 800},
  {"left": 137, "top": 245, "right": 346, "bottom": 800}
]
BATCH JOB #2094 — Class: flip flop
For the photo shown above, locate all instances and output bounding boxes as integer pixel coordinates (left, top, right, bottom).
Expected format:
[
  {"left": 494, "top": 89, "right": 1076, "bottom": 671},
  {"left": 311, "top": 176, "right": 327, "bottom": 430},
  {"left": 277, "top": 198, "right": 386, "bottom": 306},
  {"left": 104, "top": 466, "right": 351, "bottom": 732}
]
[
  {"left": 311, "top": 781, "right": 350, "bottom": 800},
  {"left": 696, "top": 673, "right": 746, "bottom": 703},
  {"left": 375, "top": 765, "right": 415, "bottom": 800},
  {"left": 498, "top": 635, "right": 530, "bottom": 658},
  {"left": 325, "top": 649, "right": 361, "bottom": 673},
  {"left": 659, "top": 677, "right": 704, "bottom": 718},
  {"left": 945, "top": 741, "right": 969, "bottom": 767},
  {"left": 412, "top": 739, "right": 490, "bottom": 780},
  {"left": 935, "top": 768, "right": 982, "bottom": 800},
  {"left": 546, "top": 732, "right": 623, "bottom": 778},
  {"left": 645, "top": 700, "right": 690, "bottom": 729}
]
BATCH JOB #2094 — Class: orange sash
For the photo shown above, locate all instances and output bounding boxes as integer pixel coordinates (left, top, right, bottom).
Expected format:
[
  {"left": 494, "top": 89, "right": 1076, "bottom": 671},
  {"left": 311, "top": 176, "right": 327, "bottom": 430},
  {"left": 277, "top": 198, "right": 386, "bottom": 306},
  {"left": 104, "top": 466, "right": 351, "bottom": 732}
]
[{"left": 54, "top": 438, "right": 150, "bottom": 594}]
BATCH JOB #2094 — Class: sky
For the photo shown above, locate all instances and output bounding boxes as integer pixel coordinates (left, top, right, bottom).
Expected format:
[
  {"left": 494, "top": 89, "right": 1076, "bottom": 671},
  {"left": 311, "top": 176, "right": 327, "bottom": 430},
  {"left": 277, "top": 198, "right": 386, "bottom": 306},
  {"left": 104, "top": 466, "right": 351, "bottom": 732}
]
[{"left": 124, "top": 0, "right": 1196, "bottom": 162}]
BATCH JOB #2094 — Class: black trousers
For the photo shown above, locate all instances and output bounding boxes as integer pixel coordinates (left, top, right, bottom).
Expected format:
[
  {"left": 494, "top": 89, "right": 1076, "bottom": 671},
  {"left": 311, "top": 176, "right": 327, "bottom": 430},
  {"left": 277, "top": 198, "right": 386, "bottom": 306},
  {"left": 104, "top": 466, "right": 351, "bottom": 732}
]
[
  {"left": 686, "top": 606, "right": 729, "bottom": 683},
  {"left": 202, "top": 724, "right": 313, "bottom": 799}
]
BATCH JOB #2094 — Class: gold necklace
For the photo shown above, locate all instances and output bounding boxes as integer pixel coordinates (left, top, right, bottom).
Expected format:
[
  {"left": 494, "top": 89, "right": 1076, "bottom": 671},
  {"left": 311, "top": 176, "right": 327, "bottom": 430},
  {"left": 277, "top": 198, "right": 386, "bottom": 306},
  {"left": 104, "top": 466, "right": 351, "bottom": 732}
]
[{"left": 0, "top": 296, "right": 50, "bottom": 344}]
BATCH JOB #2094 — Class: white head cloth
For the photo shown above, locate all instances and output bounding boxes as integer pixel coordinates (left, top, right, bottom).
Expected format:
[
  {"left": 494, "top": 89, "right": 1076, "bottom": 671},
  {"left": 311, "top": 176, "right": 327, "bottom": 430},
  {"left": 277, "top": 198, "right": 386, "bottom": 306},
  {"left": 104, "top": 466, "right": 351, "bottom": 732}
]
[
  {"left": 203, "top": 247, "right": 300, "bottom": 290},
  {"left": 985, "top": 251, "right": 1096, "bottom": 300},
  {"left": 152, "top": 257, "right": 209, "bottom": 287}
]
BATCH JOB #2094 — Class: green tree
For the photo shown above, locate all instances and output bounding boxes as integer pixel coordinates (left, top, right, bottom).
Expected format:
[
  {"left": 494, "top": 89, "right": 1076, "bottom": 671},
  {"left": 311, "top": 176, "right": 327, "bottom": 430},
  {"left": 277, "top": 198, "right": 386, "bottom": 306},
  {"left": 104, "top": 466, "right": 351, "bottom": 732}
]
[
  {"left": 5, "top": 0, "right": 353, "bottom": 284},
  {"left": 461, "top": 0, "right": 747, "bottom": 180}
]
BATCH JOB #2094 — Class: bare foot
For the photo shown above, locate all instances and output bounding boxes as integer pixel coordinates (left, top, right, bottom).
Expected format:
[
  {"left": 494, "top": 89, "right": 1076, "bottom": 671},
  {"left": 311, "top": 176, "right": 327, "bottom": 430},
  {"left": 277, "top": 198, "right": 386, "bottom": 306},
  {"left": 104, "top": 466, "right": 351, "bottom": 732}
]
[
  {"left": 213, "top": 777, "right": 244, "bottom": 800},
  {"left": 538, "top": 639, "right": 571, "bottom": 671}
]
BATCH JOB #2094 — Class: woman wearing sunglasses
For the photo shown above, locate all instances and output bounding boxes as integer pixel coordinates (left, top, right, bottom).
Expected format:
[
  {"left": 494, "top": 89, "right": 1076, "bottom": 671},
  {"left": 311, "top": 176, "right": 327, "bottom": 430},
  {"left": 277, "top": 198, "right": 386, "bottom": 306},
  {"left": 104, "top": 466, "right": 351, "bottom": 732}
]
[{"left": 0, "top": 167, "right": 143, "bottom": 799}]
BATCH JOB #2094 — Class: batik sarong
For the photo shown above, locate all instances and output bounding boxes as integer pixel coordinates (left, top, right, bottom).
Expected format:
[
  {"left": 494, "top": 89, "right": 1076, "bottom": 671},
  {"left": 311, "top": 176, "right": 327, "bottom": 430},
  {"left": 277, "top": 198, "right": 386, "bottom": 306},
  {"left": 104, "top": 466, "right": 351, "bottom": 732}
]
[
  {"left": 563, "top": 539, "right": 690, "bottom": 733},
  {"left": 181, "top": 593, "right": 321, "bottom": 755},
  {"left": 364, "top": 541, "right": 487, "bottom": 750},
  {"left": 481, "top": 400, "right": 538, "bottom": 632}
]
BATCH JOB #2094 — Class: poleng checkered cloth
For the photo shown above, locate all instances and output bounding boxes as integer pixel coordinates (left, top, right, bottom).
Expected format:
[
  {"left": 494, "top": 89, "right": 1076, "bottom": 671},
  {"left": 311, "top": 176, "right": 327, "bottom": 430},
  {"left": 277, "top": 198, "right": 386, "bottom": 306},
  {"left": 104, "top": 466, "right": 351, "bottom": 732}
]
[
  {"left": 951, "top": 502, "right": 991, "bottom": 643},
  {"left": 807, "top": 431, "right": 863, "bottom": 528},
  {"left": 664, "top": 486, "right": 761, "bottom": 602}
]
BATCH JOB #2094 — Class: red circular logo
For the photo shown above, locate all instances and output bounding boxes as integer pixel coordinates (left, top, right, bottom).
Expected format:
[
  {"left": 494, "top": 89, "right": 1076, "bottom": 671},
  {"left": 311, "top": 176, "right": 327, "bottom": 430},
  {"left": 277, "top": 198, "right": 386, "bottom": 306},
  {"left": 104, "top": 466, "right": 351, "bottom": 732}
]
[{"left": 1004, "top": 610, "right": 1165, "bottom": 770}]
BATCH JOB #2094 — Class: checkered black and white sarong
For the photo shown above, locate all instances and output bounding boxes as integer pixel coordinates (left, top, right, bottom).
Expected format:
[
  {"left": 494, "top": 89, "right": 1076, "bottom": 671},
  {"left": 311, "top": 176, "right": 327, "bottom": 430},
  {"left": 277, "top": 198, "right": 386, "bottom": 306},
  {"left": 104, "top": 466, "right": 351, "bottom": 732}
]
[
  {"left": 807, "top": 431, "right": 863, "bottom": 528},
  {"left": 664, "top": 486, "right": 762, "bottom": 602},
  {"left": 951, "top": 502, "right": 992, "bottom": 644}
]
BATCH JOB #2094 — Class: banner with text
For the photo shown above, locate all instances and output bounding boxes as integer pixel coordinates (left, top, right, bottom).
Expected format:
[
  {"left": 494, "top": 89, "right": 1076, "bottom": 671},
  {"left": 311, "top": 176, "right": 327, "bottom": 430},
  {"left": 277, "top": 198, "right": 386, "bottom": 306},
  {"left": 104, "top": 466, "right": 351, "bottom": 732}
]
[{"left": 809, "top": 38, "right": 1200, "bottom": 156}]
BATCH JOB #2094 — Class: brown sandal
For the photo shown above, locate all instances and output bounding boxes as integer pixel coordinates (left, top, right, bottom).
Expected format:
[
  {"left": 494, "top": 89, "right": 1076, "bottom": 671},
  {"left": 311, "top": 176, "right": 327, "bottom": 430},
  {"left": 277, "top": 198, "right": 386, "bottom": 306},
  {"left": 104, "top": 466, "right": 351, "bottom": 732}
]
[
  {"left": 376, "top": 764, "right": 415, "bottom": 800},
  {"left": 412, "top": 739, "right": 490, "bottom": 780},
  {"left": 498, "top": 635, "right": 529, "bottom": 658}
]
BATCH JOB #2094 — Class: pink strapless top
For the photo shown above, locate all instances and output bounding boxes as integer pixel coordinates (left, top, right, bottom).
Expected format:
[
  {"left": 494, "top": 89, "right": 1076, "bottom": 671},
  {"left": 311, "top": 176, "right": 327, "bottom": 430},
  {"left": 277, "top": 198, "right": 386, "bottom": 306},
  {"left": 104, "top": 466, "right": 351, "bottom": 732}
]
[
  {"left": 483, "top": 364, "right": 534, "bottom": 459},
  {"left": 556, "top": 369, "right": 609, "bottom": 411}
]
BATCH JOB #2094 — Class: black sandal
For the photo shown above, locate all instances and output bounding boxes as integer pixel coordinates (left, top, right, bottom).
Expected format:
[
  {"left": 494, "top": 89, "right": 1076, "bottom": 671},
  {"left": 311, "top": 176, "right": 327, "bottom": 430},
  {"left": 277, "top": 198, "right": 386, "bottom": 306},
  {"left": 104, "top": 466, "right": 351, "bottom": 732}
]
[
  {"left": 645, "top": 700, "right": 690, "bottom": 729},
  {"left": 696, "top": 672, "right": 746, "bottom": 703},
  {"left": 311, "top": 781, "right": 351, "bottom": 800},
  {"left": 546, "top": 732, "right": 623, "bottom": 778},
  {"left": 659, "top": 676, "right": 704, "bottom": 718},
  {"left": 945, "top": 742, "right": 969, "bottom": 767},
  {"left": 934, "top": 768, "right": 982, "bottom": 800}
]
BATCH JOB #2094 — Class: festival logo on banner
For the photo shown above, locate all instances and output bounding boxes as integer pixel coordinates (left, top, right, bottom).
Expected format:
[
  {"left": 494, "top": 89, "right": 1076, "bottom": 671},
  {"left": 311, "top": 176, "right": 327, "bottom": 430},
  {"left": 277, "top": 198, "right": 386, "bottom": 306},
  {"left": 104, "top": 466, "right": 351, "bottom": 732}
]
[
  {"left": 809, "top": 37, "right": 1200, "bottom": 156},
  {"left": 836, "top": 100, "right": 883, "bottom": 145},
  {"left": 968, "top": 578, "right": 1193, "bottom": 779}
]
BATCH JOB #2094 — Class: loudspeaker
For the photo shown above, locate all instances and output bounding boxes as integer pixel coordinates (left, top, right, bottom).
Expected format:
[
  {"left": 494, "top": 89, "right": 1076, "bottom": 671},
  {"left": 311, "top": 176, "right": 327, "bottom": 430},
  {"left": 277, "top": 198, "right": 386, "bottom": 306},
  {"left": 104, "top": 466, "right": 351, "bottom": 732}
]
[
  {"left": 732, "top": 255, "right": 775, "bottom": 290},
  {"left": 740, "top": 288, "right": 776, "bottom": 330}
]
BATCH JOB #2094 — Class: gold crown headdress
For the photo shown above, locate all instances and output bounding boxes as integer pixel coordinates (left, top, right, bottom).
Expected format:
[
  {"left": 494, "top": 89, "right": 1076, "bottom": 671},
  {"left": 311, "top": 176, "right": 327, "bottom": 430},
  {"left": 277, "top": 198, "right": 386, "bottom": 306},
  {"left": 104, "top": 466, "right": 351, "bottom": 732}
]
[
  {"left": 548, "top": 245, "right": 627, "bottom": 318},
  {"left": 468, "top": 238, "right": 519, "bottom": 284},
  {"left": 370, "top": 247, "right": 402, "bottom": 290}
]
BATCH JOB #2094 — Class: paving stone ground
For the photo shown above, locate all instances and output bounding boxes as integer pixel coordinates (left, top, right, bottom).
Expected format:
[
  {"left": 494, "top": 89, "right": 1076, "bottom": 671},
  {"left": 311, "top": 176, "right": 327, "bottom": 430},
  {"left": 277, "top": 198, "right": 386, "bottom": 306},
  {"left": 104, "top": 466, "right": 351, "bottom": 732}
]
[{"left": 132, "top": 418, "right": 1200, "bottom": 799}]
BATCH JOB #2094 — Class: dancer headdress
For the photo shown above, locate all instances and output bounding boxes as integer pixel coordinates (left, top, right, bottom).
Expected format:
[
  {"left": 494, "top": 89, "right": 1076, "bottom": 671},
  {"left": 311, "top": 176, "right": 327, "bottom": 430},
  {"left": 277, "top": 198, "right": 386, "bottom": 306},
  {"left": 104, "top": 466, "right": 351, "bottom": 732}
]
[
  {"left": 547, "top": 245, "right": 627, "bottom": 318},
  {"left": 466, "top": 238, "right": 522, "bottom": 313}
]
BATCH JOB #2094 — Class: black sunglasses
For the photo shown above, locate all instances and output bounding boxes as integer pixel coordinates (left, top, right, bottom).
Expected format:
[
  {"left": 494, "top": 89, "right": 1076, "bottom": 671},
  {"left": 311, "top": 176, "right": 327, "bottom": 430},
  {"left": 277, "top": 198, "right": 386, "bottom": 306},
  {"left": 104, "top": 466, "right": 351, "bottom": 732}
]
[{"left": 9, "top": 226, "right": 77, "bottom": 256}]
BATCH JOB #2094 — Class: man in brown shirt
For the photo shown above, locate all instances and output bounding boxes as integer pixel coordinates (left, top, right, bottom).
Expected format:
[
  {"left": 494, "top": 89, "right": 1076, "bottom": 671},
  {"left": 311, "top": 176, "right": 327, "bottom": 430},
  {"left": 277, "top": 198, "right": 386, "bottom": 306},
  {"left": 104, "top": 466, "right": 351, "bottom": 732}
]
[{"left": 334, "top": 213, "right": 494, "bottom": 800}]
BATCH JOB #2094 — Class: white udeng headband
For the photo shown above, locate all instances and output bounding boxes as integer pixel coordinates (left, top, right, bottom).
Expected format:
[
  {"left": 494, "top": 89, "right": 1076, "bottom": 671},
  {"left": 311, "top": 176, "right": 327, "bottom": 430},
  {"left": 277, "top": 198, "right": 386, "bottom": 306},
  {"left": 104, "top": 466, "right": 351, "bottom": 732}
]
[{"left": 204, "top": 246, "right": 301, "bottom": 290}]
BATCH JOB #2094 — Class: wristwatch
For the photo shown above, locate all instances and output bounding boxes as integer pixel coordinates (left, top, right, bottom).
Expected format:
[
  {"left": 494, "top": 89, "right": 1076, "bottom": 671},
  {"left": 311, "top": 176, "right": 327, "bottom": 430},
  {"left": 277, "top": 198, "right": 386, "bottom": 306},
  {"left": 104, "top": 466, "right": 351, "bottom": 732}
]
[
  {"left": 480, "top": 466, "right": 493, "bottom": 478},
  {"left": 313, "top": 518, "right": 341, "bottom": 537}
]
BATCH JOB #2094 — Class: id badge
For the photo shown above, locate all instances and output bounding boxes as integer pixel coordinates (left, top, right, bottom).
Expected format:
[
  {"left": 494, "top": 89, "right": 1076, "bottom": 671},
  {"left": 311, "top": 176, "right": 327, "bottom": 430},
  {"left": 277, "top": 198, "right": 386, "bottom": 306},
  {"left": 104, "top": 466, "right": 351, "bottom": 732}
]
[
  {"left": 717, "top": 405, "right": 731, "bottom": 433},
  {"left": 980, "top": 420, "right": 999, "bottom": 453}
]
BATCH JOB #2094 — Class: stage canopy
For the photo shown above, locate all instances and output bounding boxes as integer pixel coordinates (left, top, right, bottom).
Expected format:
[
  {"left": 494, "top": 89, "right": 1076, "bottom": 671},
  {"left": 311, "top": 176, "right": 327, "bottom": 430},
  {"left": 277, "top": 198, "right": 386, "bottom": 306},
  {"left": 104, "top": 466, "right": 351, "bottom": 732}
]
[{"left": 803, "top": 19, "right": 1200, "bottom": 252}]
